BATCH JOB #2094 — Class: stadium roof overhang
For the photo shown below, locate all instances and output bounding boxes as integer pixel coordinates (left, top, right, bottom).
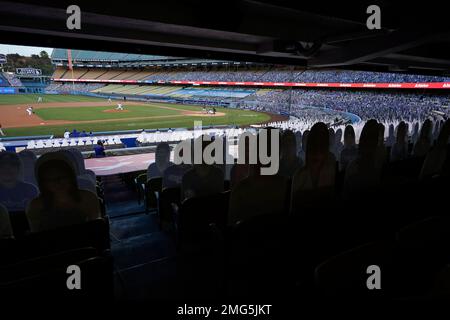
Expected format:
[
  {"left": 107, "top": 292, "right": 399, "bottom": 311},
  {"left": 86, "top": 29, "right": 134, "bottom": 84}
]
[{"left": 0, "top": 0, "right": 449, "bottom": 74}]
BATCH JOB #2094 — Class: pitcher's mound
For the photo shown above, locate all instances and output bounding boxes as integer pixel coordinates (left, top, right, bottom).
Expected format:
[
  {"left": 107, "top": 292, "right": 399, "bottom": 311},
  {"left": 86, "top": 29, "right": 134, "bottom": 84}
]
[{"left": 103, "top": 109, "right": 130, "bottom": 113}]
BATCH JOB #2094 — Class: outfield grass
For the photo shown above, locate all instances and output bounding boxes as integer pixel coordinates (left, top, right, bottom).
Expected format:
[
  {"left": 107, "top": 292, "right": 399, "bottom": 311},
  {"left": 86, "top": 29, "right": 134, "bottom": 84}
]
[
  {"left": 3, "top": 110, "right": 269, "bottom": 136},
  {"left": 0, "top": 94, "right": 107, "bottom": 105},
  {"left": 36, "top": 105, "right": 181, "bottom": 121},
  {"left": 0, "top": 95, "right": 271, "bottom": 137}
]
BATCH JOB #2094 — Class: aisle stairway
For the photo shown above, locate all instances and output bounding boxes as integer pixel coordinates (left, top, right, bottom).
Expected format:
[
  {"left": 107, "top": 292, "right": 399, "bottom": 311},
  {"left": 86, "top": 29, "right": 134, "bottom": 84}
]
[{"left": 101, "top": 173, "right": 177, "bottom": 299}]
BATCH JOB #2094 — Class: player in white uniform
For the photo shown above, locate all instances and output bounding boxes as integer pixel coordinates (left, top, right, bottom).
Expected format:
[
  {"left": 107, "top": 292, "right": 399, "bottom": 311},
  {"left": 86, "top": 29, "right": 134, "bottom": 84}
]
[
  {"left": 108, "top": 97, "right": 112, "bottom": 103},
  {"left": 37, "top": 96, "right": 43, "bottom": 103},
  {"left": 26, "top": 106, "right": 33, "bottom": 116},
  {"left": 116, "top": 103, "right": 124, "bottom": 111},
  {"left": 63, "top": 129, "right": 70, "bottom": 139}
]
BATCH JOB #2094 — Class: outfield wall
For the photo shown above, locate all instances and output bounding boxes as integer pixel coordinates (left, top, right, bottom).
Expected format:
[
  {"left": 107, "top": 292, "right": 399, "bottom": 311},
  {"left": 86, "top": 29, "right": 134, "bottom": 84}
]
[
  {"left": 0, "top": 86, "right": 46, "bottom": 94},
  {"left": 0, "top": 87, "right": 16, "bottom": 94},
  {"left": 46, "top": 89, "right": 236, "bottom": 108}
]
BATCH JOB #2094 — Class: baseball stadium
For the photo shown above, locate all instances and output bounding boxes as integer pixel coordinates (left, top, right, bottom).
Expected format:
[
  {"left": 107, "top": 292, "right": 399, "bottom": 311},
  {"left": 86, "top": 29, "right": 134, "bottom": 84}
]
[
  {"left": 0, "top": 51, "right": 279, "bottom": 137},
  {"left": 1, "top": 0, "right": 450, "bottom": 307},
  {"left": 2, "top": 49, "right": 448, "bottom": 149}
]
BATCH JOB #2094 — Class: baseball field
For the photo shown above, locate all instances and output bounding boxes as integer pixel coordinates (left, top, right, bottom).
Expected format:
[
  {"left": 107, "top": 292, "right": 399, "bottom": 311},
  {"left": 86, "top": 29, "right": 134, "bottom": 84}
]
[{"left": 0, "top": 94, "right": 275, "bottom": 137}]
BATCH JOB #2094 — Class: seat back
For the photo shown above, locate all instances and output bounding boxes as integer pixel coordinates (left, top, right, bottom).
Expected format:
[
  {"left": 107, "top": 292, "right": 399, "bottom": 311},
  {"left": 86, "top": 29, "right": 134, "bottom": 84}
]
[
  {"left": 15, "top": 218, "right": 110, "bottom": 261},
  {"left": 135, "top": 173, "right": 147, "bottom": 185},
  {"left": 382, "top": 156, "right": 425, "bottom": 183},
  {"left": 0, "top": 238, "right": 17, "bottom": 266},
  {"left": 397, "top": 216, "right": 450, "bottom": 252},
  {"left": 134, "top": 173, "right": 147, "bottom": 206},
  {"left": 315, "top": 240, "right": 394, "bottom": 299},
  {"left": 0, "top": 253, "right": 113, "bottom": 299},
  {"left": 177, "top": 191, "right": 230, "bottom": 245},
  {"left": 227, "top": 214, "right": 292, "bottom": 297},
  {"left": 290, "top": 185, "right": 336, "bottom": 214},
  {"left": 148, "top": 177, "right": 162, "bottom": 192},
  {"left": 9, "top": 211, "right": 30, "bottom": 239},
  {"left": 392, "top": 216, "right": 450, "bottom": 297},
  {"left": 0, "top": 247, "right": 97, "bottom": 284},
  {"left": 146, "top": 177, "right": 163, "bottom": 209},
  {"left": 158, "top": 187, "right": 181, "bottom": 227},
  {"left": 228, "top": 175, "right": 289, "bottom": 225}
]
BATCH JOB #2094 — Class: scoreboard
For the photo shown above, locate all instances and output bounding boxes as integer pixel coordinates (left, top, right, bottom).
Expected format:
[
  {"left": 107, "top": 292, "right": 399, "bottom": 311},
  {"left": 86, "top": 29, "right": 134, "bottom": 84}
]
[{"left": 16, "top": 68, "right": 42, "bottom": 76}]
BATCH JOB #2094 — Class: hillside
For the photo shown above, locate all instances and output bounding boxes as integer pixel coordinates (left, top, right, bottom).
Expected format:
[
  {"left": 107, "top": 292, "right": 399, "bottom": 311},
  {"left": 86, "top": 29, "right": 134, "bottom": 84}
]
[{"left": 2, "top": 50, "right": 53, "bottom": 75}]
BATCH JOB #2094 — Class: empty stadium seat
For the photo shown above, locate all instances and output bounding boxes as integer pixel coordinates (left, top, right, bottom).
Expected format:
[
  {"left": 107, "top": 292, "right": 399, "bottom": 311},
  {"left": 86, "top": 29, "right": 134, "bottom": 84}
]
[
  {"left": 0, "top": 246, "right": 97, "bottom": 285},
  {"left": 46, "top": 139, "right": 55, "bottom": 148},
  {"left": 382, "top": 156, "right": 425, "bottom": 184},
  {"left": 0, "top": 250, "right": 113, "bottom": 299},
  {"left": 134, "top": 173, "right": 147, "bottom": 206},
  {"left": 146, "top": 177, "right": 163, "bottom": 212},
  {"left": 430, "top": 265, "right": 450, "bottom": 298},
  {"left": 227, "top": 214, "right": 293, "bottom": 297},
  {"left": 53, "top": 139, "right": 63, "bottom": 148},
  {"left": 173, "top": 191, "right": 230, "bottom": 249},
  {"left": 0, "top": 204, "right": 13, "bottom": 240},
  {"left": 158, "top": 187, "right": 181, "bottom": 229},
  {"left": 228, "top": 175, "right": 289, "bottom": 225},
  {"left": 314, "top": 240, "right": 395, "bottom": 299},
  {"left": 8, "top": 211, "right": 30, "bottom": 239},
  {"left": 26, "top": 140, "right": 36, "bottom": 149},
  {"left": 35, "top": 140, "right": 45, "bottom": 148},
  {"left": 15, "top": 218, "right": 110, "bottom": 261},
  {"left": 113, "top": 137, "right": 122, "bottom": 144}
]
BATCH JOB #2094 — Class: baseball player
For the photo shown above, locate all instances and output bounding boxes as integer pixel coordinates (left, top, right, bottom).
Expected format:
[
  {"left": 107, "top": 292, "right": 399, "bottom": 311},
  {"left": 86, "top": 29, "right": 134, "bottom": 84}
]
[
  {"left": 26, "top": 106, "right": 33, "bottom": 116},
  {"left": 63, "top": 129, "right": 70, "bottom": 139}
]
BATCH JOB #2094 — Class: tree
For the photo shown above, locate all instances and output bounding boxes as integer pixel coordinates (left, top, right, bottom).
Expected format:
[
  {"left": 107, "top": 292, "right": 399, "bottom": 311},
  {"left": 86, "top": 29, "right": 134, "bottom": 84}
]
[
  {"left": 40, "top": 51, "right": 49, "bottom": 59},
  {"left": 4, "top": 52, "right": 53, "bottom": 75}
]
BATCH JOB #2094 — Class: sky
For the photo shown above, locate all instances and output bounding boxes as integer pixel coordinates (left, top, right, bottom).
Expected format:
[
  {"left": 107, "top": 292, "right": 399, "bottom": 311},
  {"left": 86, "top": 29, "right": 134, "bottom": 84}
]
[{"left": 0, "top": 44, "right": 53, "bottom": 56}]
